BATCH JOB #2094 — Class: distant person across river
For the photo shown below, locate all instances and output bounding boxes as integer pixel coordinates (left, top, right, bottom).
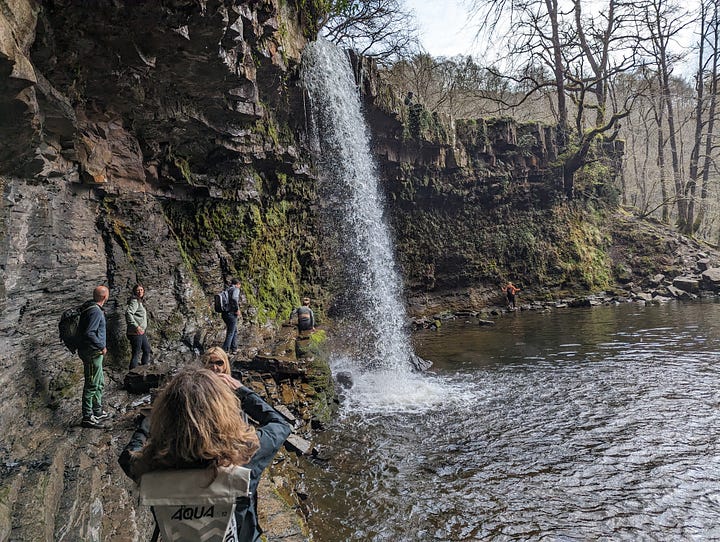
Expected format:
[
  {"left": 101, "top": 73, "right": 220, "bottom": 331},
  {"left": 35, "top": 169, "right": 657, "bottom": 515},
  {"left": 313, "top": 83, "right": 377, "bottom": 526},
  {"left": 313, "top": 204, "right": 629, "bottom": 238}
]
[{"left": 504, "top": 282, "right": 521, "bottom": 310}]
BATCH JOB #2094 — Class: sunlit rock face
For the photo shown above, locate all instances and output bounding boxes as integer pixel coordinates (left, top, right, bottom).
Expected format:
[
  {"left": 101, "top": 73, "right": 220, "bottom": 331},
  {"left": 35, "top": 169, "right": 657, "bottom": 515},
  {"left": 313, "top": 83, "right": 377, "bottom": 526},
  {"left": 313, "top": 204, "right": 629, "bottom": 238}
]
[{"left": 0, "top": 1, "right": 320, "bottom": 540}]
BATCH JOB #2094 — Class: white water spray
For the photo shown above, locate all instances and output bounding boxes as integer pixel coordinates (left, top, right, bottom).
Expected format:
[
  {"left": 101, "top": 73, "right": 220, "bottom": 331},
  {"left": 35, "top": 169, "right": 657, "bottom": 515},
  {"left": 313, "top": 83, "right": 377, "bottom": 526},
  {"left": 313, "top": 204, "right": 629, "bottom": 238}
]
[{"left": 301, "top": 40, "right": 414, "bottom": 375}]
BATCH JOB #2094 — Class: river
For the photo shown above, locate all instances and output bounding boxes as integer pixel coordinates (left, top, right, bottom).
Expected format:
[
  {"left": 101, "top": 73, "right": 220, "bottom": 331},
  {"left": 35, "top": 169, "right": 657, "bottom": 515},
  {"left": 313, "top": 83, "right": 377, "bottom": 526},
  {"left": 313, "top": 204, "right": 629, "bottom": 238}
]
[{"left": 303, "top": 301, "right": 720, "bottom": 541}]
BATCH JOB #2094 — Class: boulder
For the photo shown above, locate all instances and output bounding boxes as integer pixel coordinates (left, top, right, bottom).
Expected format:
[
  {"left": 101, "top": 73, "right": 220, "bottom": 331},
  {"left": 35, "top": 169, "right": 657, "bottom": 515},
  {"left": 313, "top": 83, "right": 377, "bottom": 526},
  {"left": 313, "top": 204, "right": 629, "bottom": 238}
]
[
  {"left": 665, "top": 284, "right": 684, "bottom": 298},
  {"left": 123, "top": 364, "right": 171, "bottom": 394},
  {"left": 701, "top": 267, "right": 720, "bottom": 291},
  {"left": 285, "top": 434, "right": 315, "bottom": 456},
  {"left": 335, "top": 371, "right": 353, "bottom": 389},
  {"left": 410, "top": 354, "right": 433, "bottom": 372},
  {"left": 246, "top": 354, "right": 307, "bottom": 378},
  {"left": 672, "top": 276, "right": 700, "bottom": 293}
]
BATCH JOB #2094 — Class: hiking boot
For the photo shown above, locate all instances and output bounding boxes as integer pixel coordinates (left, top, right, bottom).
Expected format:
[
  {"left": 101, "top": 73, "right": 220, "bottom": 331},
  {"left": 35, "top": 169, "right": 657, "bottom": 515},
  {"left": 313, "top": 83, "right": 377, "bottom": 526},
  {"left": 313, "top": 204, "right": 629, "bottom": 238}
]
[
  {"left": 93, "top": 409, "right": 110, "bottom": 420},
  {"left": 82, "top": 415, "right": 107, "bottom": 429}
]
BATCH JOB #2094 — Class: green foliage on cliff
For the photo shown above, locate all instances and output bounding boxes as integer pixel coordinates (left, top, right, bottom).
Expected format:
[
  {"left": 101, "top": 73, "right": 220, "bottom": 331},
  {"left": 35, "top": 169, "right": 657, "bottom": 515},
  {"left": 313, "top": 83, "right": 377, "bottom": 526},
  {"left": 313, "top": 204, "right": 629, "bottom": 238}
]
[
  {"left": 403, "top": 103, "right": 450, "bottom": 143},
  {"left": 161, "top": 169, "right": 320, "bottom": 325},
  {"left": 394, "top": 200, "right": 612, "bottom": 297}
]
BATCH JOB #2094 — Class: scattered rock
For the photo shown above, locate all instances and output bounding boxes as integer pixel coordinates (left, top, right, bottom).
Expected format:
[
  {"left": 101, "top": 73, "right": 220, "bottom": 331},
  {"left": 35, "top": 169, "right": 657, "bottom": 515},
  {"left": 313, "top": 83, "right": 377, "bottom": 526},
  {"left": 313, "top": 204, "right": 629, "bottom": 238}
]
[
  {"left": 410, "top": 354, "right": 433, "bottom": 372},
  {"left": 285, "top": 434, "right": 315, "bottom": 456},
  {"left": 335, "top": 371, "right": 353, "bottom": 389},
  {"left": 672, "top": 277, "right": 700, "bottom": 293},
  {"left": 123, "top": 364, "right": 171, "bottom": 394},
  {"left": 275, "top": 405, "right": 297, "bottom": 424},
  {"left": 701, "top": 267, "right": 720, "bottom": 291}
]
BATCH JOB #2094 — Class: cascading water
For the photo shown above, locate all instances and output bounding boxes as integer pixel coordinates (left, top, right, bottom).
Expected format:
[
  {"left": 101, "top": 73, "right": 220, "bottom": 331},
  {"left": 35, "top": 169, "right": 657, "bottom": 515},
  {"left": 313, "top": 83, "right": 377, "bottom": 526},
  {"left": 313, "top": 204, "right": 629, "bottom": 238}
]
[{"left": 301, "top": 40, "right": 440, "bottom": 407}]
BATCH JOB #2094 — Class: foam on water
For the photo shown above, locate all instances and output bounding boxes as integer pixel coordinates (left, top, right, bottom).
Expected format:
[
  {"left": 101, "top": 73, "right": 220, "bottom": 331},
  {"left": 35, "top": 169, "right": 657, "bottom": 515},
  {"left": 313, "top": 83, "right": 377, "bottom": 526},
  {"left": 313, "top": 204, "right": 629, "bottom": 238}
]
[{"left": 331, "top": 354, "right": 481, "bottom": 416}]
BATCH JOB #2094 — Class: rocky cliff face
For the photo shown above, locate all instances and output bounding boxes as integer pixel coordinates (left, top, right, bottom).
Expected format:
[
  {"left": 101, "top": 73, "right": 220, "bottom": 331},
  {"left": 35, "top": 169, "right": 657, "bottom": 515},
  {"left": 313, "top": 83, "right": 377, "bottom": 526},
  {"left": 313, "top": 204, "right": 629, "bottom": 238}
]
[
  {"left": 351, "top": 53, "right": 630, "bottom": 315},
  {"left": 0, "top": 1, "right": 326, "bottom": 540}
]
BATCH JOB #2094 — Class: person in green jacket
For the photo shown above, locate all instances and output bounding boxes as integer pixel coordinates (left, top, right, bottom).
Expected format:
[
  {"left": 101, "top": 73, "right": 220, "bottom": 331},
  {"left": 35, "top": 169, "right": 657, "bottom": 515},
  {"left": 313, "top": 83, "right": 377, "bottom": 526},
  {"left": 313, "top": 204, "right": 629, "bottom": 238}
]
[{"left": 125, "top": 283, "right": 152, "bottom": 370}]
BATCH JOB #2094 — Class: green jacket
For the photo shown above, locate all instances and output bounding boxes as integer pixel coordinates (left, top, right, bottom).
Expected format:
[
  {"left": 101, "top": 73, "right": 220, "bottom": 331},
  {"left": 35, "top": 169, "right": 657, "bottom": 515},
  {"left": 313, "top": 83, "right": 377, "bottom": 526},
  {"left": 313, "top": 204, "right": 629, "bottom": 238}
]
[{"left": 125, "top": 297, "right": 148, "bottom": 335}]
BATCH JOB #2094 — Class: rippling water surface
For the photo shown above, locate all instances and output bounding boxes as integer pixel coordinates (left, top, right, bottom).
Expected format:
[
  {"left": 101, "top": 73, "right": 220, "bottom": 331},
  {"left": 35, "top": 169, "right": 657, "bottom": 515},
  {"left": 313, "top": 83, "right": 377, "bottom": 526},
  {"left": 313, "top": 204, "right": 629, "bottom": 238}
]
[{"left": 303, "top": 301, "right": 720, "bottom": 541}]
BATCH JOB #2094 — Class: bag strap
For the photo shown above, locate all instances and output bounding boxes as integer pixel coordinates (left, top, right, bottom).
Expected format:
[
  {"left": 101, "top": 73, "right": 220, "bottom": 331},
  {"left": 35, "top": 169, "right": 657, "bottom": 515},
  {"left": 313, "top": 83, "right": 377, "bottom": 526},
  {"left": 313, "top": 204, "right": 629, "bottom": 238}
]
[{"left": 149, "top": 523, "right": 159, "bottom": 542}]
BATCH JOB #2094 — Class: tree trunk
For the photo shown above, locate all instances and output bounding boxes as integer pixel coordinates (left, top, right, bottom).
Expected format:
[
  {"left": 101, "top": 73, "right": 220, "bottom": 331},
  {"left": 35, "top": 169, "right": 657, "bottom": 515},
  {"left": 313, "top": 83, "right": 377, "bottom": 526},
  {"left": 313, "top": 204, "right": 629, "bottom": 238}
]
[{"left": 698, "top": 1, "right": 720, "bottom": 233}]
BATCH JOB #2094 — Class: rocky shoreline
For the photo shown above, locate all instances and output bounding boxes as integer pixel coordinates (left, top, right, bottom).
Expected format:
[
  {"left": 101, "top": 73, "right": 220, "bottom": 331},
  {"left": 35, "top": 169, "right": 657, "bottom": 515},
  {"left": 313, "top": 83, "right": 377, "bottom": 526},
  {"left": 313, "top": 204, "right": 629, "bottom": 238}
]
[{"left": 414, "top": 268, "right": 720, "bottom": 331}]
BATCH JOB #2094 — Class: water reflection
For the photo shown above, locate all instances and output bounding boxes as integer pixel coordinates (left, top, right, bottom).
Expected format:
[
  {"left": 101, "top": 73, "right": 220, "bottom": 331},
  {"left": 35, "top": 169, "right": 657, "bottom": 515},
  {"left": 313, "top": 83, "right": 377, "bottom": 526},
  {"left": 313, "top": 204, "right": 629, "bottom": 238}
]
[{"left": 305, "top": 301, "right": 720, "bottom": 541}]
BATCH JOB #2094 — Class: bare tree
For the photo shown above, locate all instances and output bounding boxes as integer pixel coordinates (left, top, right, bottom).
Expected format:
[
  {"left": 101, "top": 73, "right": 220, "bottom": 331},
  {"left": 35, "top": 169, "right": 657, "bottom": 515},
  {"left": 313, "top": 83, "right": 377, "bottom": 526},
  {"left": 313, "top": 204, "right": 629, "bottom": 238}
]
[
  {"left": 690, "top": 0, "right": 720, "bottom": 234},
  {"left": 635, "top": 0, "right": 693, "bottom": 230},
  {"left": 469, "top": 0, "right": 638, "bottom": 198},
  {"left": 318, "top": 0, "right": 419, "bottom": 63}
]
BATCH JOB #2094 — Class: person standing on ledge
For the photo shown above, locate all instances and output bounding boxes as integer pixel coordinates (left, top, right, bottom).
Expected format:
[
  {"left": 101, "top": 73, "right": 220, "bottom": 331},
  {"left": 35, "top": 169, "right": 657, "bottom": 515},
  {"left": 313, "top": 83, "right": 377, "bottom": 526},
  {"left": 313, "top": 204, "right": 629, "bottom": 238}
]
[
  {"left": 223, "top": 278, "right": 242, "bottom": 355},
  {"left": 78, "top": 285, "right": 110, "bottom": 429},
  {"left": 504, "top": 281, "right": 521, "bottom": 310},
  {"left": 289, "top": 297, "right": 315, "bottom": 334},
  {"left": 125, "top": 283, "right": 152, "bottom": 370}
]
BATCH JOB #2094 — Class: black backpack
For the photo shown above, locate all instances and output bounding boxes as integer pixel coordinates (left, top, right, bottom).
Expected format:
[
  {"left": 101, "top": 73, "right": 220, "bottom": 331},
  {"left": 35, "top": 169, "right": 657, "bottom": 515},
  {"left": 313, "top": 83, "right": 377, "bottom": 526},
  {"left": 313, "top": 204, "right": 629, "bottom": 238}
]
[
  {"left": 213, "top": 290, "right": 230, "bottom": 313},
  {"left": 58, "top": 302, "right": 95, "bottom": 353},
  {"left": 213, "top": 286, "right": 239, "bottom": 313}
]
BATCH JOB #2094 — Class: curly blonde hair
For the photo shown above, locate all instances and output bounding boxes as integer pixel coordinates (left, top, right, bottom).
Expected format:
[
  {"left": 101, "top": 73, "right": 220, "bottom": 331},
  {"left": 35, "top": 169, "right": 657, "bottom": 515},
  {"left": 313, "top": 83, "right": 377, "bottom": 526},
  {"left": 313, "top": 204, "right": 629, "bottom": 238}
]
[
  {"left": 201, "top": 346, "right": 231, "bottom": 375},
  {"left": 132, "top": 368, "right": 259, "bottom": 477}
]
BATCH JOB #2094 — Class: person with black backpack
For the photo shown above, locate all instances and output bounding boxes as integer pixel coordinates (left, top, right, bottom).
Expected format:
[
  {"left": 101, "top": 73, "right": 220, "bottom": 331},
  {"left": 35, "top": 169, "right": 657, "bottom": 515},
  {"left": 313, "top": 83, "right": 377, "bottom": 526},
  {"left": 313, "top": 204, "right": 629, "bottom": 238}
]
[
  {"left": 78, "top": 285, "right": 111, "bottom": 429},
  {"left": 222, "top": 278, "right": 241, "bottom": 355}
]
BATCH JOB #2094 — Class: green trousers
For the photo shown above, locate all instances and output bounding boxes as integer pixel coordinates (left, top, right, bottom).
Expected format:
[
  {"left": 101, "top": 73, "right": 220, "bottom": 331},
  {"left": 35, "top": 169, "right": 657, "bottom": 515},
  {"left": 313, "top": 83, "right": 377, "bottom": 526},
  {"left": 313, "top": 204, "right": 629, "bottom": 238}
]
[{"left": 79, "top": 349, "right": 104, "bottom": 418}]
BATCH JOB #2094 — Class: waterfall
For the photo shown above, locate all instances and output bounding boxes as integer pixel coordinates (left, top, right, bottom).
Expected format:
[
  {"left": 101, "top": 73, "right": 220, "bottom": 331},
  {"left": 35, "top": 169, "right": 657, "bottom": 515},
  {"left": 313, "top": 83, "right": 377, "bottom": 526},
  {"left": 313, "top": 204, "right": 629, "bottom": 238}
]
[{"left": 301, "top": 40, "right": 414, "bottom": 374}]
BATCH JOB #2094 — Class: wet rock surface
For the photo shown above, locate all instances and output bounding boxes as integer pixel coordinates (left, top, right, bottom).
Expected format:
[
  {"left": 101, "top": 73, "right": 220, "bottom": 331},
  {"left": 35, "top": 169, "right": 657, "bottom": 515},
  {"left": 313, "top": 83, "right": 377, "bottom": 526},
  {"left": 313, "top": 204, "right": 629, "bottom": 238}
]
[
  {"left": 0, "top": 1, "right": 327, "bottom": 540},
  {"left": 2, "top": 2, "right": 720, "bottom": 541}
]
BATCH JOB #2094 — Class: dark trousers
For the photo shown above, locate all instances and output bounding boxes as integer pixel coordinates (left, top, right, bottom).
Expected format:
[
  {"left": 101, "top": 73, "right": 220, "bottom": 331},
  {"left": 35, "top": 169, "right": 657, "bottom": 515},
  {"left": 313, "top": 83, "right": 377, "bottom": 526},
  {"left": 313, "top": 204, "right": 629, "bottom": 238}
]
[
  {"left": 128, "top": 334, "right": 152, "bottom": 369},
  {"left": 222, "top": 312, "right": 238, "bottom": 352}
]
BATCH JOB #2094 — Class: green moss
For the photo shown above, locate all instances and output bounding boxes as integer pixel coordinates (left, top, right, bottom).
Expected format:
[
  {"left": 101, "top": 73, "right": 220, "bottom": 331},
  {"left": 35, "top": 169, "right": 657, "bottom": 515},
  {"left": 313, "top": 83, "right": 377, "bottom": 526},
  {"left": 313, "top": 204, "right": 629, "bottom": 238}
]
[
  {"left": 162, "top": 310, "right": 186, "bottom": 341},
  {"left": 47, "top": 358, "right": 83, "bottom": 405},
  {"left": 111, "top": 218, "right": 134, "bottom": 263},
  {"left": 254, "top": 109, "right": 294, "bottom": 149},
  {"left": 174, "top": 157, "right": 194, "bottom": 184},
  {"left": 560, "top": 219, "right": 611, "bottom": 290},
  {"left": 160, "top": 169, "right": 320, "bottom": 325}
]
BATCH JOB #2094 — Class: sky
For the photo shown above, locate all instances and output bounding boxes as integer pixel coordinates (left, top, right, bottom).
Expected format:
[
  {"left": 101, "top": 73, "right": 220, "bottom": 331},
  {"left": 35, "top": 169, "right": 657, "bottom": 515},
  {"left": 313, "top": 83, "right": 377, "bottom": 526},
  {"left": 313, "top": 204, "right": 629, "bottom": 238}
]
[
  {"left": 405, "top": 0, "right": 701, "bottom": 72},
  {"left": 404, "top": 0, "right": 480, "bottom": 58}
]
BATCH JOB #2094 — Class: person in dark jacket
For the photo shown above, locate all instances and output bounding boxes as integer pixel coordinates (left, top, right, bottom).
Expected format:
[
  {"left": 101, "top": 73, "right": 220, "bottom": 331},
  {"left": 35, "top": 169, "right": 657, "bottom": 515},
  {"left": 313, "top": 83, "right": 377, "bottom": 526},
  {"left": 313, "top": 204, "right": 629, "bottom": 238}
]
[
  {"left": 78, "top": 285, "right": 110, "bottom": 429},
  {"left": 222, "top": 278, "right": 242, "bottom": 355},
  {"left": 125, "top": 283, "right": 152, "bottom": 370},
  {"left": 118, "top": 367, "right": 291, "bottom": 542}
]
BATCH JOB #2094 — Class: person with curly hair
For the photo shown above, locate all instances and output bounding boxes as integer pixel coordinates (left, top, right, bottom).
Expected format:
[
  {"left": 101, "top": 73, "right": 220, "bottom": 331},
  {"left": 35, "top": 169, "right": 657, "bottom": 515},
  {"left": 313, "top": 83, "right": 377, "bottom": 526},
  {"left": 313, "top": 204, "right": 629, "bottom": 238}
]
[{"left": 119, "top": 367, "right": 291, "bottom": 541}]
